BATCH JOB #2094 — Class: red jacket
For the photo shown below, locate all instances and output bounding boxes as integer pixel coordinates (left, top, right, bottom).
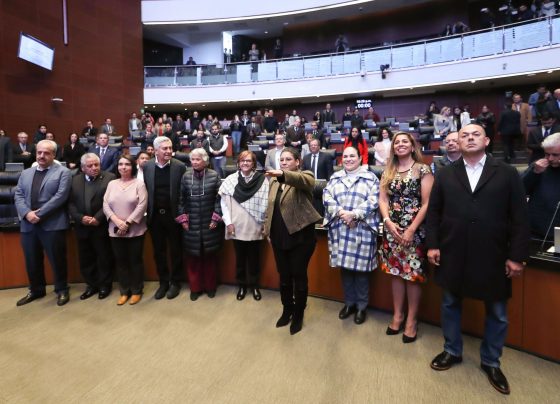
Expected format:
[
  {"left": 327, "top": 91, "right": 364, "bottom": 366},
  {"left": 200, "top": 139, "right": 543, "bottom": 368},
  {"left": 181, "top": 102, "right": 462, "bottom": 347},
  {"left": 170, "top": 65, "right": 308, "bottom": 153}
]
[{"left": 343, "top": 138, "right": 369, "bottom": 165}]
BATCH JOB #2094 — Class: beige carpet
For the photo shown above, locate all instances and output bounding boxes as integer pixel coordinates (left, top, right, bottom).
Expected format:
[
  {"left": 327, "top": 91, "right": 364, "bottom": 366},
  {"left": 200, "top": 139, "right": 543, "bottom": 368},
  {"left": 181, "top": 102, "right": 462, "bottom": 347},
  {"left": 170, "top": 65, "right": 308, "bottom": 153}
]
[{"left": 0, "top": 283, "right": 558, "bottom": 404}]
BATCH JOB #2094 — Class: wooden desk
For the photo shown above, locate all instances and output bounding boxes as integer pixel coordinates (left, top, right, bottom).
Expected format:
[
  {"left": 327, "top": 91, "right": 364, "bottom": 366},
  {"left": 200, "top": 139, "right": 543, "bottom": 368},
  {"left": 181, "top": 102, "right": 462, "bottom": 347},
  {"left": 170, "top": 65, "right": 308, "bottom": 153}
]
[{"left": 1, "top": 230, "right": 558, "bottom": 361}]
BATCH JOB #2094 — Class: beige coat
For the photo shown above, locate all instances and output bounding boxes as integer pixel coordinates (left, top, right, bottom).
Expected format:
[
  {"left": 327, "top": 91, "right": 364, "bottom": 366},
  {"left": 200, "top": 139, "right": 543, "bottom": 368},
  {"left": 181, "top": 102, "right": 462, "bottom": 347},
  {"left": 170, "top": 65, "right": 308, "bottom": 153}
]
[
  {"left": 512, "top": 102, "right": 532, "bottom": 137},
  {"left": 264, "top": 170, "right": 321, "bottom": 236}
]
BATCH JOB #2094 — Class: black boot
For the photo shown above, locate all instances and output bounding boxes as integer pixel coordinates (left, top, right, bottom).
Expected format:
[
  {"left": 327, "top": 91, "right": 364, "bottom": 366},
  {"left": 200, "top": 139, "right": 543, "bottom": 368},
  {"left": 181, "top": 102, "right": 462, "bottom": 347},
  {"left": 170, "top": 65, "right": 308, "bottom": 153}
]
[
  {"left": 290, "top": 289, "right": 308, "bottom": 335},
  {"left": 276, "top": 283, "right": 294, "bottom": 328}
]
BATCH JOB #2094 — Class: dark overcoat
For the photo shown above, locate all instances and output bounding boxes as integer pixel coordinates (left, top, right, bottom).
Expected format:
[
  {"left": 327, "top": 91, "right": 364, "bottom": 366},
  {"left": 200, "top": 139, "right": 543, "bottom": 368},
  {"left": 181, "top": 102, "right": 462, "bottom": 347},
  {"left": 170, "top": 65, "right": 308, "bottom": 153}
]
[
  {"left": 425, "top": 156, "right": 530, "bottom": 301},
  {"left": 178, "top": 168, "right": 223, "bottom": 256}
]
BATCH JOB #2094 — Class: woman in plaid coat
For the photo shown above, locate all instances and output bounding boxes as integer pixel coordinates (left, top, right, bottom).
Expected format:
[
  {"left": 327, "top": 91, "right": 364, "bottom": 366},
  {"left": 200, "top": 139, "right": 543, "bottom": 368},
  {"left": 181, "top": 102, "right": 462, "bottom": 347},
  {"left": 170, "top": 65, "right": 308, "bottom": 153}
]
[{"left": 323, "top": 146, "right": 380, "bottom": 325}]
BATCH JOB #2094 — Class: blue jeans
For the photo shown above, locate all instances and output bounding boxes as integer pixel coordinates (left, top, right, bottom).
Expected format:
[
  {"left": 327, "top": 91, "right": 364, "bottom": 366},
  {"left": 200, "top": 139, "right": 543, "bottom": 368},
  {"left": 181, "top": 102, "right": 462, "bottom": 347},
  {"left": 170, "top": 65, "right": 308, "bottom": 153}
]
[
  {"left": 441, "top": 289, "right": 508, "bottom": 367},
  {"left": 231, "top": 131, "right": 242, "bottom": 154},
  {"left": 211, "top": 157, "right": 226, "bottom": 178},
  {"left": 340, "top": 269, "right": 370, "bottom": 311}
]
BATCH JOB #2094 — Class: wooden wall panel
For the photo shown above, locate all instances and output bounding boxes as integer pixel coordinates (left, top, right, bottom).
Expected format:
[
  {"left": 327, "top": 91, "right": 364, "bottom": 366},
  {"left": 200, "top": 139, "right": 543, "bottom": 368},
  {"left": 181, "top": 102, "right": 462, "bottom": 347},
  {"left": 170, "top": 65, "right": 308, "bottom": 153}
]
[{"left": 0, "top": 0, "right": 143, "bottom": 141}]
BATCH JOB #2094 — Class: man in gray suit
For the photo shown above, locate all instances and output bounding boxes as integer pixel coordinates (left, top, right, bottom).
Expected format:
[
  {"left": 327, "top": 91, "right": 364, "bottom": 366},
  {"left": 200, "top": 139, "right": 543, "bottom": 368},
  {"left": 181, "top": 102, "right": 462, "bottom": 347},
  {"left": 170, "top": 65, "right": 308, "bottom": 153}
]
[
  {"left": 14, "top": 140, "right": 72, "bottom": 306},
  {"left": 143, "top": 136, "right": 186, "bottom": 299},
  {"left": 264, "top": 133, "right": 286, "bottom": 170},
  {"left": 128, "top": 112, "right": 143, "bottom": 139}
]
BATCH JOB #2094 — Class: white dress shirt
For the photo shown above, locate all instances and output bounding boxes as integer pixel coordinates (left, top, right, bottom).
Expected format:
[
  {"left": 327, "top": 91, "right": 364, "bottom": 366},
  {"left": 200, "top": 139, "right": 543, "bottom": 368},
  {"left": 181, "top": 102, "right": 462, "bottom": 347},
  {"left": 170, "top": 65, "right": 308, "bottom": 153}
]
[{"left": 464, "top": 154, "right": 486, "bottom": 192}]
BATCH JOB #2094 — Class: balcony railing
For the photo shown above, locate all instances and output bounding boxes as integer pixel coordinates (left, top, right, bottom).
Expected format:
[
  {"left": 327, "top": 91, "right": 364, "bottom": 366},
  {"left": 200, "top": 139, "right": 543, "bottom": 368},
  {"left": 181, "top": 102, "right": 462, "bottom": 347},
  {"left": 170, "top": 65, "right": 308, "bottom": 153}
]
[{"left": 145, "top": 15, "right": 560, "bottom": 88}]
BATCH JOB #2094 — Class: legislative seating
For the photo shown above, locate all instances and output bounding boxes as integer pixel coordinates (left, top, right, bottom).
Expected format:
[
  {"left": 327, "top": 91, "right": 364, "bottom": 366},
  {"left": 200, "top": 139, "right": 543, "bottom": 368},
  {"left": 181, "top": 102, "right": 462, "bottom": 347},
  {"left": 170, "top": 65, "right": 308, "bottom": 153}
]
[{"left": 0, "top": 171, "right": 21, "bottom": 228}]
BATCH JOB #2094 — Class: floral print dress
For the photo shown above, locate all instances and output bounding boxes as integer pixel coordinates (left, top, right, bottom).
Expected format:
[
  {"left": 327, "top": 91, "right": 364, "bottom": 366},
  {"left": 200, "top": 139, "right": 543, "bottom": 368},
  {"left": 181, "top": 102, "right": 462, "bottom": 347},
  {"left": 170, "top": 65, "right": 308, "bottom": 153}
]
[{"left": 380, "top": 163, "right": 430, "bottom": 283}]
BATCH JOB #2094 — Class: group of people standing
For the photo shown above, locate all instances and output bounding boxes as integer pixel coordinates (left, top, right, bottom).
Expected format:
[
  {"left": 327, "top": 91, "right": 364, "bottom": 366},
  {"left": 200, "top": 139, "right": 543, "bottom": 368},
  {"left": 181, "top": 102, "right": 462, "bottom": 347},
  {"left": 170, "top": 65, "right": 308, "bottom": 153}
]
[{"left": 14, "top": 121, "right": 532, "bottom": 394}]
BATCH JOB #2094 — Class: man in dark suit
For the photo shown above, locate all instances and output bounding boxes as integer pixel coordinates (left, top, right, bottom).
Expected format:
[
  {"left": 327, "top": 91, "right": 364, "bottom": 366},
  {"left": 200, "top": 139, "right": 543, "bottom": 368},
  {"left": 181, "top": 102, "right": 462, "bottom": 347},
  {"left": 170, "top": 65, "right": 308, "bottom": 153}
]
[
  {"left": 68, "top": 153, "right": 115, "bottom": 300},
  {"left": 81, "top": 120, "right": 98, "bottom": 139},
  {"left": 0, "top": 133, "right": 13, "bottom": 171},
  {"left": 545, "top": 88, "right": 560, "bottom": 120},
  {"left": 497, "top": 102, "right": 521, "bottom": 163},
  {"left": 302, "top": 139, "right": 333, "bottom": 181},
  {"left": 426, "top": 124, "right": 529, "bottom": 395},
  {"left": 12, "top": 132, "right": 36, "bottom": 168},
  {"left": 302, "top": 138, "right": 334, "bottom": 216},
  {"left": 350, "top": 108, "right": 364, "bottom": 129},
  {"left": 285, "top": 117, "right": 306, "bottom": 150},
  {"left": 172, "top": 113, "right": 187, "bottom": 136},
  {"left": 14, "top": 140, "right": 72, "bottom": 306},
  {"left": 163, "top": 122, "right": 181, "bottom": 152},
  {"left": 245, "top": 116, "right": 262, "bottom": 143},
  {"left": 93, "top": 133, "right": 119, "bottom": 173},
  {"left": 143, "top": 136, "right": 186, "bottom": 300},
  {"left": 526, "top": 112, "right": 560, "bottom": 163},
  {"left": 321, "top": 103, "right": 336, "bottom": 124},
  {"left": 308, "top": 121, "right": 327, "bottom": 149}
]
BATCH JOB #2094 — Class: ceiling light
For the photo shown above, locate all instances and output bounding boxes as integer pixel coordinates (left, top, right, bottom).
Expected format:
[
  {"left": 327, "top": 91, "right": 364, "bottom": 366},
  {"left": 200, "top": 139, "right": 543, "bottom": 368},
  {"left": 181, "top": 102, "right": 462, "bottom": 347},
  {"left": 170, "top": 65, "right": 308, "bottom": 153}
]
[{"left": 264, "top": 31, "right": 268, "bottom": 34}]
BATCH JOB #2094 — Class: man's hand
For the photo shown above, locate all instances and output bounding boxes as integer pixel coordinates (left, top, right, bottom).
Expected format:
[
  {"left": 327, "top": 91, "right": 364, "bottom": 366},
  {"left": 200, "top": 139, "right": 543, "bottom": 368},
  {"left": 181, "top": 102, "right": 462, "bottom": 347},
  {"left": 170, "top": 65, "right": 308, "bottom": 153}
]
[
  {"left": 505, "top": 259, "right": 524, "bottom": 278},
  {"left": 427, "top": 249, "right": 441, "bottom": 266},
  {"left": 533, "top": 158, "right": 549, "bottom": 174},
  {"left": 25, "top": 210, "right": 41, "bottom": 224}
]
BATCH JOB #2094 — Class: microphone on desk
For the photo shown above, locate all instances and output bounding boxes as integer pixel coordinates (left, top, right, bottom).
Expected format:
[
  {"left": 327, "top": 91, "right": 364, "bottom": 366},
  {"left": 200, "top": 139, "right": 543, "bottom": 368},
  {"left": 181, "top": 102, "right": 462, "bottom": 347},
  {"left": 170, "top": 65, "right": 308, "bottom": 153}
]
[{"left": 540, "top": 200, "right": 560, "bottom": 253}]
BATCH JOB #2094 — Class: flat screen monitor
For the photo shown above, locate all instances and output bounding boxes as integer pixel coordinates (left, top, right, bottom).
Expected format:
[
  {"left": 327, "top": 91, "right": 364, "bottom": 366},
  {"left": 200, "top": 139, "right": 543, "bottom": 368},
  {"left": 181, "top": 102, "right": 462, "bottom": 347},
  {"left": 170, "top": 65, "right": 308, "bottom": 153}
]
[
  {"left": 343, "top": 121, "right": 352, "bottom": 129},
  {"left": 362, "top": 131, "right": 370, "bottom": 141},
  {"left": 5, "top": 163, "right": 24, "bottom": 172},
  {"left": 18, "top": 33, "right": 54, "bottom": 71},
  {"left": 129, "top": 146, "right": 141, "bottom": 156},
  {"left": 248, "top": 144, "right": 261, "bottom": 152}
]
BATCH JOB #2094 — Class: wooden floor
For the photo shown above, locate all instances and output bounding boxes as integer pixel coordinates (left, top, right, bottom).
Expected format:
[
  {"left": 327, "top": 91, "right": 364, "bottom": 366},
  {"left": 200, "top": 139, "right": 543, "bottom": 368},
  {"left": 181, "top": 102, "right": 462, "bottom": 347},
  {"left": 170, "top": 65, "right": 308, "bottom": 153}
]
[{"left": 1, "top": 283, "right": 559, "bottom": 404}]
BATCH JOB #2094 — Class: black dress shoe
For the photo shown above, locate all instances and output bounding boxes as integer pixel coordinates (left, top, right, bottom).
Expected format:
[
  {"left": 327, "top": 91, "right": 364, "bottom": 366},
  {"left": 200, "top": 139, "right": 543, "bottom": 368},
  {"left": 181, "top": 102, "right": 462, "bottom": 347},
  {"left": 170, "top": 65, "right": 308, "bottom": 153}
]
[
  {"left": 190, "top": 291, "right": 202, "bottom": 301},
  {"left": 481, "top": 364, "right": 510, "bottom": 395},
  {"left": 354, "top": 309, "right": 366, "bottom": 324},
  {"left": 98, "top": 288, "right": 111, "bottom": 299},
  {"left": 252, "top": 288, "right": 262, "bottom": 301},
  {"left": 166, "top": 284, "right": 181, "bottom": 299},
  {"left": 154, "top": 284, "right": 169, "bottom": 300},
  {"left": 16, "top": 292, "right": 46, "bottom": 307},
  {"left": 80, "top": 287, "right": 98, "bottom": 300},
  {"left": 338, "top": 305, "right": 357, "bottom": 319},
  {"left": 57, "top": 292, "right": 70, "bottom": 306},
  {"left": 236, "top": 286, "right": 247, "bottom": 301},
  {"left": 430, "top": 351, "right": 463, "bottom": 371},
  {"left": 207, "top": 290, "right": 216, "bottom": 298}
]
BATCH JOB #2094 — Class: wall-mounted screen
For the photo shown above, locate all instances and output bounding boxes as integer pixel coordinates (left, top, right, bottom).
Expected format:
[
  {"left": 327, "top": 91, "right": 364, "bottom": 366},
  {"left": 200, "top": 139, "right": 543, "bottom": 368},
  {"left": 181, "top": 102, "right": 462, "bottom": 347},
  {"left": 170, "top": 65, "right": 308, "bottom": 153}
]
[{"left": 17, "top": 32, "right": 54, "bottom": 71}]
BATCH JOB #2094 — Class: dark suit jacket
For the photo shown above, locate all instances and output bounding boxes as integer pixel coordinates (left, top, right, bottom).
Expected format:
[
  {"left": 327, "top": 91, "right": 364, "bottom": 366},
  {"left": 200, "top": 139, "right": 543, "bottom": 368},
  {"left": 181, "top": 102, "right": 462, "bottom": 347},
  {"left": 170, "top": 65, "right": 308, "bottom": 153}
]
[
  {"left": 302, "top": 152, "right": 334, "bottom": 181},
  {"left": 62, "top": 143, "right": 86, "bottom": 167},
  {"left": 68, "top": 171, "right": 115, "bottom": 238},
  {"left": 172, "top": 120, "right": 187, "bottom": 134},
  {"left": 527, "top": 124, "right": 560, "bottom": 162},
  {"left": 12, "top": 143, "right": 36, "bottom": 168},
  {"left": 285, "top": 125, "right": 306, "bottom": 148},
  {"left": 497, "top": 109, "right": 521, "bottom": 136},
  {"left": 545, "top": 98, "right": 560, "bottom": 120},
  {"left": 99, "top": 124, "right": 116, "bottom": 135},
  {"left": 425, "top": 156, "right": 530, "bottom": 301},
  {"left": 308, "top": 129, "right": 327, "bottom": 148},
  {"left": 163, "top": 131, "right": 181, "bottom": 152},
  {"left": 321, "top": 110, "right": 336, "bottom": 124},
  {"left": 0, "top": 137, "right": 12, "bottom": 170},
  {"left": 350, "top": 114, "right": 364, "bottom": 129},
  {"left": 143, "top": 158, "right": 186, "bottom": 223},
  {"left": 93, "top": 146, "right": 119, "bottom": 172},
  {"left": 81, "top": 126, "right": 98, "bottom": 138}
]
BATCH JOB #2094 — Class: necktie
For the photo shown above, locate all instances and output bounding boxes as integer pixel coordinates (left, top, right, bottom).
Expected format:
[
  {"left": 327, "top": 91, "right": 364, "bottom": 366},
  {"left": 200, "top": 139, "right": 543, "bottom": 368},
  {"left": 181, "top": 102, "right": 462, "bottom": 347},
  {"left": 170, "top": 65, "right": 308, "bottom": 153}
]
[
  {"left": 544, "top": 128, "right": 550, "bottom": 138},
  {"left": 100, "top": 148, "right": 106, "bottom": 163},
  {"left": 311, "top": 154, "right": 317, "bottom": 177},
  {"left": 21, "top": 144, "right": 26, "bottom": 152}
]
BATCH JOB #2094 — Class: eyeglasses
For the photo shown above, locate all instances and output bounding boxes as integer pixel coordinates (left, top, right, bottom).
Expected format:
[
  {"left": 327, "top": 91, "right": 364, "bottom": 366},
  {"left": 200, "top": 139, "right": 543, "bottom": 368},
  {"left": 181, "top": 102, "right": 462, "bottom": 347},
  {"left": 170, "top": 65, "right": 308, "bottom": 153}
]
[{"left": 239, "top": 160, "right": 253, "bottom": 164}]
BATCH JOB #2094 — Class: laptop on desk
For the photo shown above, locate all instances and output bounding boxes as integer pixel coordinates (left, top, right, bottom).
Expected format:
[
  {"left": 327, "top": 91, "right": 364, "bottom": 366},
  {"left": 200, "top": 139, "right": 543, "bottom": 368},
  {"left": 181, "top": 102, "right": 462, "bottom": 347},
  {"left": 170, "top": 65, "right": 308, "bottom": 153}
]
[
  {"left": 248, "top": 144, "right": 261, "bottom": 152},
  {"left": 330, "top": 132, "right": 342, "bottom": 142}
]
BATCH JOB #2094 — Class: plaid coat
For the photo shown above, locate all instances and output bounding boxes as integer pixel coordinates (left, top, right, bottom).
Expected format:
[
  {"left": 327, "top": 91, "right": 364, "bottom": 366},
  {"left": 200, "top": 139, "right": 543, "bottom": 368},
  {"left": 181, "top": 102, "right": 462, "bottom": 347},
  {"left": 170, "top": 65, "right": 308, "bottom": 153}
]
[{"left": 323, "top": 168, "right": 380, "bottom": 272}]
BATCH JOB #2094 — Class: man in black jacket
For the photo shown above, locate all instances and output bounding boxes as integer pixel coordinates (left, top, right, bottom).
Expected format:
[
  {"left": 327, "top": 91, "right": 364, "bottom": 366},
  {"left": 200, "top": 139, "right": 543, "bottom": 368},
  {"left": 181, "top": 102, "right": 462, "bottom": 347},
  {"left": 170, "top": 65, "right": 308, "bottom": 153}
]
[
  {"left": 68, "top": 153, "right": 115, "bottom": 300},
  {"left": 497, "top": 102, "right": 521, "bottom": 163}
]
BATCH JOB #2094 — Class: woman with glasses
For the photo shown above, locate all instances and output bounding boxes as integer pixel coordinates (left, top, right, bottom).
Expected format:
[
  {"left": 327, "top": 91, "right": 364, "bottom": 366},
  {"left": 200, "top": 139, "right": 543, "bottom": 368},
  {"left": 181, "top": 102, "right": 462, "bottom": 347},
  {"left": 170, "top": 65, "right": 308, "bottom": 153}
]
[
  {"left": 177, "top": 148, "right": 223, "bottom": 301},
  {"left": 219, "top": 151, "right": 269, "bottom": 301}
]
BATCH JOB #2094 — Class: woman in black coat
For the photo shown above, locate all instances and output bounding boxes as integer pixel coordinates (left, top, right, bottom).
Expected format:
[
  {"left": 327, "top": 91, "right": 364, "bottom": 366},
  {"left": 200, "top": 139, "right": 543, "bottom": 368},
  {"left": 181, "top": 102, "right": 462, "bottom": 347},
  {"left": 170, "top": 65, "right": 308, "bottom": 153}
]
[
  {"left": 177, "top": 147, "right": 223, "bottom": 301},
  {"left": 62, "top": 132, "right": 86, "bottom": 170}
]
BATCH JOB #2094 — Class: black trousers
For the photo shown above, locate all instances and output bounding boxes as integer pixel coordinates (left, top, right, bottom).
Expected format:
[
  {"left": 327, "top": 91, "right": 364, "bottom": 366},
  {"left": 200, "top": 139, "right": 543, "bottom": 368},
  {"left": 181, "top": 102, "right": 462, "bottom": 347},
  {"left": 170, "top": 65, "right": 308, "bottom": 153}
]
[
  {"left": 111, "top": 236, "right": 145, "bottom": 295},
  {"left": 502, "top": 134, "right": 517, "bottom": 160},
  {"left": 76, "top": 226, "right": 114, "bottom": 290},
  {"left": 233, "top": 239, "right": 262, "bottom": 287},
  {"left": 149, "top": 211, "right": 184, "bottom": 286},
  {"left": 272, "top": 240, "right": 316, "bottom": 310},
  {"left": 21, "top": 228, "right": 68, "bottom": 294}
]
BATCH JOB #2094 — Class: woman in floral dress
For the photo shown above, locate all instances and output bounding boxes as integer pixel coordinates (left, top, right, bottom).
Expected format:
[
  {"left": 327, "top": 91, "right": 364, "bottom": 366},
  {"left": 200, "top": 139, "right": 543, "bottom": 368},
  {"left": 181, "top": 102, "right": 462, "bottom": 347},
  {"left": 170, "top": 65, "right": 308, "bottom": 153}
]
[{"left": 379, "top": 132, "right": 434, "bottom": 343}]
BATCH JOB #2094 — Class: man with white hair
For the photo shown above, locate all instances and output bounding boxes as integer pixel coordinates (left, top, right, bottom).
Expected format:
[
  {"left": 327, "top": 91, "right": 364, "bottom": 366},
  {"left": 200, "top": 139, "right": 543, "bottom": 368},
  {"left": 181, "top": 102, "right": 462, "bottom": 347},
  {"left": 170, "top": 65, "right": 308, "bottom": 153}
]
[
  {"left": 14, "top": 140, "right": 72, "bottom": 306},
  {"left": 522, "top": 132, "right": 560, "bottom": 241},
  {"left": 143, "top": 136, "right": 186, "bottom": 299}
]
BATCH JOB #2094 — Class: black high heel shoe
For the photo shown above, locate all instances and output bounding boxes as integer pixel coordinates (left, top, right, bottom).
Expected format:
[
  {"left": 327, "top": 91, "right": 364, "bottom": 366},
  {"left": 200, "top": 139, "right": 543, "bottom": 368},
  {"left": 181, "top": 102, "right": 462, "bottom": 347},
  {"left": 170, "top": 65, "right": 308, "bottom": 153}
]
[
  {"left": 402, "top": 324, "right": 418, "bottom": 343},
  {"left": 386, "top": 321, "right": 405, "bottom": 335}
]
